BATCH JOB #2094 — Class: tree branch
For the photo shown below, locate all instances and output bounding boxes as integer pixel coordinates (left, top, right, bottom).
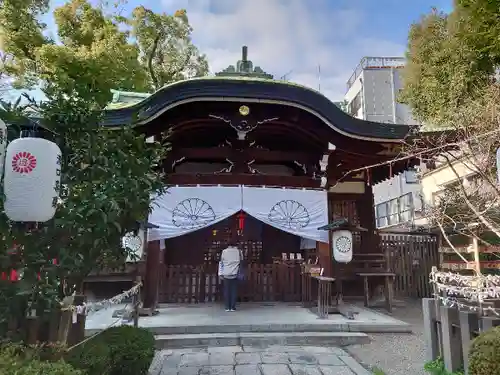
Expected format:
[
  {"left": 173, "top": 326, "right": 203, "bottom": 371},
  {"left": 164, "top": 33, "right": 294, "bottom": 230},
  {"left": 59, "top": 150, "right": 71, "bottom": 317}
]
[
  {"left": 148, "top": 33, "right": 162, "bottom": 91},
  {"left": 443, "top": 154, "right": 500, "bottom": 238}
]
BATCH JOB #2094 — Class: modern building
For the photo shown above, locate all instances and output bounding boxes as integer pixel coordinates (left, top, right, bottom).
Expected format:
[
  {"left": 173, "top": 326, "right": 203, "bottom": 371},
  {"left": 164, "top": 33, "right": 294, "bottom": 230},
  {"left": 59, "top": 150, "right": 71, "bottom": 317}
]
[{"left": 344, "top": 57, "right": 424, "bottom": 230}]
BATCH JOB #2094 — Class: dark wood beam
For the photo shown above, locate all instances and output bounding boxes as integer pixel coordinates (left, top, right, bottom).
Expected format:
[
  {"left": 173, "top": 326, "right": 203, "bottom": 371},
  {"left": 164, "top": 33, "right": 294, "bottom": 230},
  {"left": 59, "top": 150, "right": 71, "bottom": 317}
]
[
  {"left": 172, "top": 147, "right": 319, "bottom": 163},
  {"left": 166, "top": 173, "right": 322, "bottom": 188}
]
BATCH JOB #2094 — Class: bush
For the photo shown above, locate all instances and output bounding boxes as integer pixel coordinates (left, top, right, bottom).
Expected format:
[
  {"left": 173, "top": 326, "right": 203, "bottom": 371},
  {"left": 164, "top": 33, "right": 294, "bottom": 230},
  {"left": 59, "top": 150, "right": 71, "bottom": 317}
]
[
  {"left": 0, "top": 343, "right": 83, "bottom": 375},
  {"left": 468, "top": 326, "right": 500, "bottom": 375},
  {"left": 424, "top": 357, "right": 463, "bottom": 375},
  {"left": 67, "top": 325, "right": 155, "bottom": 375}
]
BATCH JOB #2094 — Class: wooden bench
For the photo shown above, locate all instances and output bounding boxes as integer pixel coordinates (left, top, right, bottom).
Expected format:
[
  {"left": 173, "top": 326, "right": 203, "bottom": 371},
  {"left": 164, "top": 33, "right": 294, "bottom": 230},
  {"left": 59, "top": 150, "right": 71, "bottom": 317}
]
[
  {"left": 354, "top": 253, "right": 395, "bottom": 313},
  {"left": 357, "top": 271, "right": 395, "bottom": 312}
]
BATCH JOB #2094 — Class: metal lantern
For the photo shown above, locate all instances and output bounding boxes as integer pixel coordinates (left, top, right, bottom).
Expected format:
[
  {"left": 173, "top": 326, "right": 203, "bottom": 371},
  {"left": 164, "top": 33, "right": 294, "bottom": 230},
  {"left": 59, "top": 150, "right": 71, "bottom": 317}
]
[
  {"left": 4, "top": 137, "right": 62, "bottom": 222},
  {"left": 0, "top": 119, "right": 7, "bottom": 181},
  {"left": 318, "top": 218, "right": 360, "bottom": 264},
  {"left": 331, "top": 229, "right": 353, "bottom": 263}
]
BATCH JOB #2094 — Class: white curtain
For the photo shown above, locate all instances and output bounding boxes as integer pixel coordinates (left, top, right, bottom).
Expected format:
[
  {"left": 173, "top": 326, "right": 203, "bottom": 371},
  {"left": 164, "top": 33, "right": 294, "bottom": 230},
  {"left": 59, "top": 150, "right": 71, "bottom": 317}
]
[
  {"left": 300, "top": 237, "right": 317, "bottom": 249},
  {"left": 242, "top": 187, "right": 328, "bottom": 243},
  {"left": 147, "top": 186, "right": 242, "bottom": 241}
]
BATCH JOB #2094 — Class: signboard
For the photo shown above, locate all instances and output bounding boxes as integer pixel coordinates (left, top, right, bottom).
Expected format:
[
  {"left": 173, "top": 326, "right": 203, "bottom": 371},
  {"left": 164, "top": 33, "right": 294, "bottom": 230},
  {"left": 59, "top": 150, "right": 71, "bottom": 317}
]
[
  {"left": 442, "top": 261, "right": 500, "bottom": 270},
  {"left": 440, "top": 246, "right": 500, "bottom": 254}
]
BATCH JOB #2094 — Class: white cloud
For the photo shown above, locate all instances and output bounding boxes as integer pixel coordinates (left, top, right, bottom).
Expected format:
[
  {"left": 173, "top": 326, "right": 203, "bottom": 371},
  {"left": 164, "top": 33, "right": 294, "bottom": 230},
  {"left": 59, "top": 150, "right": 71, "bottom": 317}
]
[{"left": 163, "top": 0, "right": 406, "bottom": 100}]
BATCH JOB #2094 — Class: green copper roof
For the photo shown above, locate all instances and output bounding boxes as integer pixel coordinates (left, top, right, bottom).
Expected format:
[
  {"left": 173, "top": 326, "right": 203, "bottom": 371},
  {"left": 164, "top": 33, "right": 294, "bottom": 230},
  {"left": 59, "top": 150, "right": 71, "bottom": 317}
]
[
  {"left": 106, "top": 89, "right": 151, "bottom": 109},
  {"left": 100, "top": 76, "right": 415, "bottom": 141},
  {"left": 105, "top": 75, "right": 329, "bottom": 111}
]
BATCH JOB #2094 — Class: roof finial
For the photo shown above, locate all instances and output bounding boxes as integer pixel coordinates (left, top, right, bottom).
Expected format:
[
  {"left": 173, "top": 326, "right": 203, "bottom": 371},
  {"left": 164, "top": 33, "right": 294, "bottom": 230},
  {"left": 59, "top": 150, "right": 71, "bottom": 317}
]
[{"left": 215, "top": 45, "right": 273, "bottom": 79}]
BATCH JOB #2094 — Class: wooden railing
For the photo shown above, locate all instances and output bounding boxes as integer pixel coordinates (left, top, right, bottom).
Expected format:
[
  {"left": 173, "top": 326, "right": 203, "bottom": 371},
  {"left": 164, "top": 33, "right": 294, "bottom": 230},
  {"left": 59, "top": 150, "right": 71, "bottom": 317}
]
[{"left": 158, "top": 263, "right": 302, "bottom": 303}]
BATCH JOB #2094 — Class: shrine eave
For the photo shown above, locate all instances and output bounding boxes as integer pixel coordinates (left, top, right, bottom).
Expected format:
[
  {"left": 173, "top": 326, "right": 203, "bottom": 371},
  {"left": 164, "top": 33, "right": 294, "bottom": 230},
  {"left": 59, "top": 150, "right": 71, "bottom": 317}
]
[{"left": 101, "top": 77, "right": 417, "bottom": 142}]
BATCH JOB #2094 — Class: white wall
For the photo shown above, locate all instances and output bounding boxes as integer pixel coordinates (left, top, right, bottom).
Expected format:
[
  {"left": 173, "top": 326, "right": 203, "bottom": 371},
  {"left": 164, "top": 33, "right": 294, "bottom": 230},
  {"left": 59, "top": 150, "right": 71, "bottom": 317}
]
[
  {"left": 344, "top": 74, "right": 364, "bottom": 119},
  {"left": 363, "top": 69, "right": 395, "bottom": 123},
  {"left": 343, "top": 63, "right": 424, "bottom": 227},
  {"left": 373, "top": 173, "right": 423, "bottom": 212},
  {"left": 392, "top": 69, "right": 420, "bottom": 125}
]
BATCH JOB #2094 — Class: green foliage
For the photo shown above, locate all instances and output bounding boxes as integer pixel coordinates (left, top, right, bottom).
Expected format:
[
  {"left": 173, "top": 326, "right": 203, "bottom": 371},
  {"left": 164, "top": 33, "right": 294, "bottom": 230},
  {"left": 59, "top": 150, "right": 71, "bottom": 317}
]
[
  {"left": 66, "top": 325, "right": 155, "bottom": 375},
  {"left": 0, "top": 0, "right": 177, "bottom": 331},
  {"left": 468, "top": 326, "right": 500, "bottom": 375},
  {"left": 424, "top": 357, "right": 464, "bottom": 375},
  {"left": 372, "top": 367, "right": 386, "bottom": 375},
  {"left": 0, "top": 88, "right": 168, "bottom": 324},
  {"left": 0, "top": 0, "right": 208, "bottom": 96},
  {"left": 400, "top": 3, "right": 500, "bottom": 125},
  {"left": 0, "top": 342, "right": 84, "bottom": 375}
]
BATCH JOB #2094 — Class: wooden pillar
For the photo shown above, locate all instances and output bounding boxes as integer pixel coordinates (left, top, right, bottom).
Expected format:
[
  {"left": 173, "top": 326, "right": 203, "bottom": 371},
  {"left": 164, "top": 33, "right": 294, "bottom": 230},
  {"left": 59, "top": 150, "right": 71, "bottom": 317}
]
[
  {"left": 317, "top": 241, "right": 332, "bottom": 277},
  {"left": 143, "top": 240, "right": 161, "bottom": 309},
  {"left": 356, "top": 183, "right": 378, "bottom": 252},
  {"left": 320, "top": 191, "right": 333, "bottom": 277}
]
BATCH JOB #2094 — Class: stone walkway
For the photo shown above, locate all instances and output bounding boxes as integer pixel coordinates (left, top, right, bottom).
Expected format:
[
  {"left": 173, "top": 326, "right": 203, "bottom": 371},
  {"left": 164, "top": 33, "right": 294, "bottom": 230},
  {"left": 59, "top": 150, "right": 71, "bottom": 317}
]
[{"left": 149, "top": 345, "right": 371, "bottom": 375}]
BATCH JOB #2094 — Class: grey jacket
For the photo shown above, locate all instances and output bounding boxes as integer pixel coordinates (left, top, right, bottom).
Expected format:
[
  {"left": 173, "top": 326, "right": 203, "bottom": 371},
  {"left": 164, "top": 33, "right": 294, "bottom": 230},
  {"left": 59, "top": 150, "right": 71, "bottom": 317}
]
[{"left": 219, "top": 246, "right": 242, "bottom": 279}]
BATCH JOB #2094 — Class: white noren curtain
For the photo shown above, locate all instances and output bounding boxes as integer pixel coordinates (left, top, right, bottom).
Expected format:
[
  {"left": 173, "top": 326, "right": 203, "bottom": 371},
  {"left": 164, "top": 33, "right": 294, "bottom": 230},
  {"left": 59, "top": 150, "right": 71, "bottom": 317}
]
[
  {"left": 242, "top": 187, "right": 328, "bottom": 243},
  {"left": 147, "top": 186, "right": 242, "bottom": 241}
]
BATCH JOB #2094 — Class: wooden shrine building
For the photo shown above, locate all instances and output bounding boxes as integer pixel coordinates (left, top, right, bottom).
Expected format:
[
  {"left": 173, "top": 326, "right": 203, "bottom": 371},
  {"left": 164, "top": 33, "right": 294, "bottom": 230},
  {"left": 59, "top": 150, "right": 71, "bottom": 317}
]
[{"left": 101, "top": 46, "right": 419, "bottom": 309}]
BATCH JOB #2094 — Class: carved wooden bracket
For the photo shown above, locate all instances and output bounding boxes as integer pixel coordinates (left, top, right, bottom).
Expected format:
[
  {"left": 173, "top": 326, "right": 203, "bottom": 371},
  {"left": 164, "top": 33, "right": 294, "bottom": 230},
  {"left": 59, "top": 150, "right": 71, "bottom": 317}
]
[{"left": 209, "top": 114, "right": 278, "bottom": 140}]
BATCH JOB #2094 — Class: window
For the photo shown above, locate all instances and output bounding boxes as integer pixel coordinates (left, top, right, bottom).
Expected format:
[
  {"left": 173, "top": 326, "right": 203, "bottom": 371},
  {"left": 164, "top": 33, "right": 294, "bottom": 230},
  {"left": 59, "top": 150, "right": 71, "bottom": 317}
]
[
  {"left": 375, "top": 192, "right": 415, "bottom": 228},
  {"left": 376, "top": 203, "right": 388, "bottom": 228},
  {"left": 348, "top": 92, "right": 362, "bottom": 116}
]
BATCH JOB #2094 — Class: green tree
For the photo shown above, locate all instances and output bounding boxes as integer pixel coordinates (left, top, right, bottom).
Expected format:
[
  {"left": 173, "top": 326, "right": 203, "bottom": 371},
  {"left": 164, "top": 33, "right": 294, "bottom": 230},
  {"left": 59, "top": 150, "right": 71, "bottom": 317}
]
[
  {"left": 130, "top": 7, "right": 209, "bottom": 90},
  {"left": 400, "top": 5, "right": 498, "bottom": 126},
  {"left": 0, "top": 0, "right": 190, "bottom": 336},
  {"left": 0, "top": 0, "right": 208, "bottom": 100}
]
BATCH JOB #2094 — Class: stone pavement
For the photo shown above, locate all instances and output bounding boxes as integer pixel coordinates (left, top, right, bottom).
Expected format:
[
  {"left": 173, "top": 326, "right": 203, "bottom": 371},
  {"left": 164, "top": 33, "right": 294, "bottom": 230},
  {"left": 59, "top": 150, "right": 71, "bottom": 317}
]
[{"left": 149, "top": 345, "right": 372, "bottom": 375}]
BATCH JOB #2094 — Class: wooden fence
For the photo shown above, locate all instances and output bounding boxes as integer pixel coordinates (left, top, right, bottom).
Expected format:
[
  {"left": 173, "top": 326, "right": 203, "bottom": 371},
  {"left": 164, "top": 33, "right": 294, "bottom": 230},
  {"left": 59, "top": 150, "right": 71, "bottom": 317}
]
[
  {"left": 423, "top": 298, "right": 500, "bottom": 374},
  {"left": 3, "top": 295, "right": 86, "bottom": 347},
  {"left": 158, "top": 264, "right": 302, "bottom": 303},
  {"left": 158, "top": 233, "right": 439, "bottom": 303},
  {"left": 381, "top": 232, "right": 439, "bottom": 298}
]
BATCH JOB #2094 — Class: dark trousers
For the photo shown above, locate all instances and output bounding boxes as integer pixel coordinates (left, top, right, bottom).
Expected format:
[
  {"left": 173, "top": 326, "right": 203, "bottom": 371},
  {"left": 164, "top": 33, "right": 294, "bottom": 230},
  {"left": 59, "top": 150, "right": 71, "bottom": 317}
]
[{"left": 223, "top": 277, "right": 238, "bottom": 310}]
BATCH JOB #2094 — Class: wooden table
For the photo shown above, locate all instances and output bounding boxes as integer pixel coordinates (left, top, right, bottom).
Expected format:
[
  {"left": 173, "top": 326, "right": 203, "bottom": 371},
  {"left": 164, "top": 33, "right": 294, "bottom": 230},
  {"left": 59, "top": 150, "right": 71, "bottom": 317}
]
[
  {"left": 311, "top": 276, "right": 336, "bottom": 319},
  {"left": 356, "top": 272, "right": 395, "bottom": 313}
]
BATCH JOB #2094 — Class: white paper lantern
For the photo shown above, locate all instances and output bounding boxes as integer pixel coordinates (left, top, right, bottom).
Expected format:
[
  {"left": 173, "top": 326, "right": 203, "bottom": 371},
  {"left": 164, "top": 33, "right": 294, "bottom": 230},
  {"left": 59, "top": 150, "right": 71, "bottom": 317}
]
[
  {"left": 4, "top": 137, "right": 62, "bottom": 222},
  {"left": 122, "top": 230, "right": 145, "bottom": 262},
  {"left": 331, "top": 229, "right": 353, "bottom": 263},
  {"left": 0, "top": 119, "right": 7, "bottom": 181}
]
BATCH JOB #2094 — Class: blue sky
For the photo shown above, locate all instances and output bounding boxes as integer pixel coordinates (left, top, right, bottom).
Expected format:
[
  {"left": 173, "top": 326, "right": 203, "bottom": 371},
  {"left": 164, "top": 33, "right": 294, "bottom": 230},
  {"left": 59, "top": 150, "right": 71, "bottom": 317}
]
[{"left": 10, "top": 0, "right": 453, "bottom": 102}]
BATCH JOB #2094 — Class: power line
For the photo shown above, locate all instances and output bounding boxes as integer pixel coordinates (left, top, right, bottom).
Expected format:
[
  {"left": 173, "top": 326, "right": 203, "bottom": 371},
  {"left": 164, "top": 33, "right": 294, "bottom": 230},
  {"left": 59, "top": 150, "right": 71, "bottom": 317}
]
[
  {"left": 279, "top": 70, "right": 293, "bottom": 81},
  {"left": 318, "top": 65, "right": 321, "bottom": 92}
]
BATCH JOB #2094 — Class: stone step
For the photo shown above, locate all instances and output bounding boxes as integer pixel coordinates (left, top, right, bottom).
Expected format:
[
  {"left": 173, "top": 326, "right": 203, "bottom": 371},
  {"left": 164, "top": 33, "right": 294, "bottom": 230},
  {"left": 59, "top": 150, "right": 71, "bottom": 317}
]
[
  {"left": 148, "top": 322, "right": 411, "bottom": 335},
  {"left": 155, "top": 332, "right": 370, "bottom": 349}
]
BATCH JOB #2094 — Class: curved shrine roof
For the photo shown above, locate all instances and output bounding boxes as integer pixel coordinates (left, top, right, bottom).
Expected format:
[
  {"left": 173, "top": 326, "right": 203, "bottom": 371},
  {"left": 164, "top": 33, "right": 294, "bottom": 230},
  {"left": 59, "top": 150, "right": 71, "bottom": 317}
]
[{"left": 103, "top": 76, "right": 415, "bottom": 142}]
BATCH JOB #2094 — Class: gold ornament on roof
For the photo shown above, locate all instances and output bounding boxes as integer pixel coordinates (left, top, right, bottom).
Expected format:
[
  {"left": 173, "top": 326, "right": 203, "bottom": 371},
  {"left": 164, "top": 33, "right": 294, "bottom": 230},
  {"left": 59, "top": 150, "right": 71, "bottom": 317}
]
[{"left": 239, "top": 105, "right": 250, "bottom": 116}]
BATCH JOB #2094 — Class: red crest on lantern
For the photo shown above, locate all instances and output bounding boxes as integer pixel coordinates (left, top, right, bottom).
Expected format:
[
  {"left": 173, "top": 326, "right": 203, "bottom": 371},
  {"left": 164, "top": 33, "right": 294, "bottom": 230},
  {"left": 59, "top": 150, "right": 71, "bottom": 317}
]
[{"left": 12, "top": 152, "right": 37, "bottom": 174}]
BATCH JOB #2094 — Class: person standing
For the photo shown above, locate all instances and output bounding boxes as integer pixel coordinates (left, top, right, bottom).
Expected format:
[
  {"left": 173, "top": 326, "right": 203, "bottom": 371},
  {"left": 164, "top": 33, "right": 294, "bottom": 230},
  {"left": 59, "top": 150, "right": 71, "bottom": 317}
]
[{"left": 218, "top": 238, "right": 243, "bottom": 312}]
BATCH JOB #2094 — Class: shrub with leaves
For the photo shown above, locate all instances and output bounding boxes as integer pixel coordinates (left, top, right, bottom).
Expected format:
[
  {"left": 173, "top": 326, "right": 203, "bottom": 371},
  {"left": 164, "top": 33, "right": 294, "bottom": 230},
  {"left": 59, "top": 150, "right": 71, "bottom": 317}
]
[
  {"left": 424, "top": 357, "right": 464, "bottom": 375},
  {"left": 66, "top": 325, "right": 155, "bottom": 375},
  {"left": 0, "top": 343, "right": 83, "bottom": 375},
  {"left": 468, "top": 326, "right": 500, "bottom": 375}
]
